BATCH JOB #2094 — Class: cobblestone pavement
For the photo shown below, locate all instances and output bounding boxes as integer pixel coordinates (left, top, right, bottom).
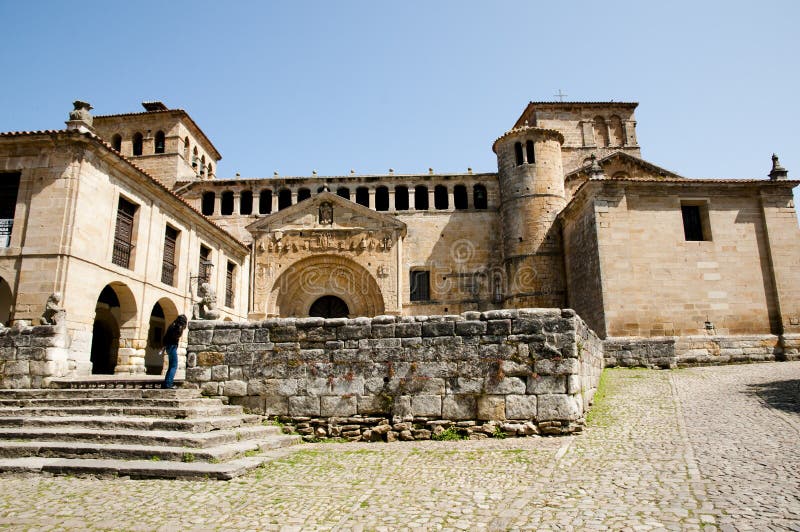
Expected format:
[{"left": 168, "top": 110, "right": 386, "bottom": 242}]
[{"left": 0, "top": 362, "right": 797, "bottom": 531}]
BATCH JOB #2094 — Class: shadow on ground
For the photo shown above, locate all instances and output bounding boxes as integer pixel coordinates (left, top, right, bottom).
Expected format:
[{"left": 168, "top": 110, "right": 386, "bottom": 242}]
[{"left": 746, "top": 379, "right": 800, "bottom": 415}]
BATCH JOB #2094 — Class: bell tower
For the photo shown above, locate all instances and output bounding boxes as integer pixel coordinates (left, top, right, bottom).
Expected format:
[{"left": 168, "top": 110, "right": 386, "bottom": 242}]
[{"left": 493, "top": 124, "right": 566, "bottom": 308}]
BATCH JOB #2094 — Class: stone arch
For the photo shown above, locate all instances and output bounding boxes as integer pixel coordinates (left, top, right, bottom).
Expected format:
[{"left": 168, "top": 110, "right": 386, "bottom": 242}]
[
  {"left": 144, "top": 297, "right": 179, "bottom": 375},
  {"left": 609, "top": 115, "right": 624, "bottom": 146},
  {"left": 269, "top": 255, "right": 384, "bottom": 318},
  {"left": 593, "top": 116, "right": 609, "bottom": 147},
  {"left": 0, "top": 276, "right": 12, "bottom": 326},
  {"left": 90, "top": 282, "right": 138, "bottom": 375}
]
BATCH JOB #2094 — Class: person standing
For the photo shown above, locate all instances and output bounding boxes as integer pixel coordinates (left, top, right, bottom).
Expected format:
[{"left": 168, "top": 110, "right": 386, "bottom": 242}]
[{"left": 161, "top": 314, "right": 188, "bottom": 389}]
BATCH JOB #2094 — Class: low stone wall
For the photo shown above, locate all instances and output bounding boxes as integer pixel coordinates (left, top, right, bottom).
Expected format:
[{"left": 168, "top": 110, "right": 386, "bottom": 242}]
[
  {"left": 186, "top": 309, "right": 604, "bottom": 440},
  {"left": 605, "top": 334, "right": 800, "bottom": 369},
  {"left": 0, "top": 324, "right": 69, "bottom": 388}
]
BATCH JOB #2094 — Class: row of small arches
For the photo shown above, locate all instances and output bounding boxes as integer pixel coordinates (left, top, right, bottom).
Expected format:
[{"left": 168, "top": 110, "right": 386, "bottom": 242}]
[
  {"left": 110, "top": 132, "right": 214, "bottom": 177},
  {"left": 592, "top": 115, "right": 626, "bottom": 148},
  {"left": 200, "top": 184, "right": 489, "bottom": 216}
]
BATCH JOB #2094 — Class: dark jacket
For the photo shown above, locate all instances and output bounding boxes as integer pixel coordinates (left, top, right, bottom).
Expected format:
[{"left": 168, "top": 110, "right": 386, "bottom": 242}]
[{"left": 162, "top": 320, "right": 186, "bottom": 346}]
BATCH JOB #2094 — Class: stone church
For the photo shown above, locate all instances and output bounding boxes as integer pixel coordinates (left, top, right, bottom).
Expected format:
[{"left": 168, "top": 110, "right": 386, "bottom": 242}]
[{"left": 0, "top": 98, "right": 797, "bottom": 384}]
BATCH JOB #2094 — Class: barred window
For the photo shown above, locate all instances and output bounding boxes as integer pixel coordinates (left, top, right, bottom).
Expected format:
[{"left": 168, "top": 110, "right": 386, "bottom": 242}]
[
  {"left": 112, "top": 197, "right": 137, "bottom": 269},
  {"left": 161, "top": 226, "right": 179, "bottom": 286},
  {"left": 0, "top": 172, "right": 20, "bottom": 248},
  {"left": 199, "top": 245, "right": 212, "bottom": 282},
  {"left": 225, "top": 261, "right": 236, "bottom": 308}
]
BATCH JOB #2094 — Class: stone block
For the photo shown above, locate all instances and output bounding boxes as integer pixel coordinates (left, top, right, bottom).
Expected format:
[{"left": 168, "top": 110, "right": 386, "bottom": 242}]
[
  {"left": 506, "top": 395, "right": 537, "bottom": 420},
  {"left": 187, "top": 366, "right": 211, "bottom": 382},
  {"left": 456, "top": 321, "right": 487, "bottom": 336},
  {"left": 484, "top": 376, "right": 526, "bottom": 394},
  {"left": 200, "top": 381, "right": 219, "bottom": 395},
  {"left": 446, "top": 377, "right": 483, "bottom": 394},
  {"left": 422, "top": 321, "right": 454, "bottom": 337},
  {"left": 477, "top": 395, "right": 506, "bottom": 421},
  {"left": 442, "top": 395, "right": 477, "bottom": 420},
  {"left": 4, "top": 360, "right": 28, "bottom": 375},
  {"left": 330, "top": 376, "right": 365, "bottom": 396},
  {"left": 396, "top": 322, "right": 422, "bottom": 337},
  {"left": 321, "top": 396, "right": 358, "bottom": 417},
  {"left": 372, "top": 324, "right": 396, "bottom": 338},
  {"left": 211, "top": 365, "right": 229, "bottom": 381},
  {"left": 567, "top": 375, "right": 582, "bottom": 394},
  {"left": 486, "top": 319, "right": 511, "bottom": 336},
  {"left": 264, "top": 395, "right": 289, "bottom": 416},
  {"left": 411, "top": 395, "right": 442, "bottom": 417},
  {"left": 338, "top": 325, "right": 371, "bottom": 340},
  {"left": 197, "top": 351, "right": 225, "bottom": 367},
  {"left": 534, "top": 357, "right": 579, "bottom": 376},
  {"left": 269, "top": 325, "right": 298, "bottom": 343},
  {"left": 222, "top": 380, "right": 247, "bottom": 397},
  {"left": 288, "top": 396, "right": 321, "bottom": 416},
  {"left": 527, "top": 375, "right": 566, "bottom": 394},
  {"left": 511, "top": 318, "right": 544, "bottom": 335},
  {"left": 358, "top": 395, "right": 390, "bottom": 415},
  {"left": 212, "top": 329, "right": 241, "bottom": 345},
  {"left": 391, "top": 395, "right": 412, "bottom": 417},
  {"left": 537, "top": 394, "right": 581, "bottom": 421}
]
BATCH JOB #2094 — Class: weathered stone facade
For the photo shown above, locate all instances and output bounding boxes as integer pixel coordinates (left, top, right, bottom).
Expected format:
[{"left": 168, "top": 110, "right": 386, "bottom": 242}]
[{"left": 186, "top": 309, "right": 603, "bottom": 439}]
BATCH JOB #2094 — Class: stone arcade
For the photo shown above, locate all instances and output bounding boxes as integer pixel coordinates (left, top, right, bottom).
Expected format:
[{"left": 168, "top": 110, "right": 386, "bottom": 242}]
[{"left": 0, "top": 99, "right": 798, "bottom": 435}]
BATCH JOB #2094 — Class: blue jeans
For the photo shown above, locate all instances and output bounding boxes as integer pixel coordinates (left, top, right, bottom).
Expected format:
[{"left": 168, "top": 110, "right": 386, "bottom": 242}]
[{"left": 162, "top": 344, "right": 178, "bottom": 388}]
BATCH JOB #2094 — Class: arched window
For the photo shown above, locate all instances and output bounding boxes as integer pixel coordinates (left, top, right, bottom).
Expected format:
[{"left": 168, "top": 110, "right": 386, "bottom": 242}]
[
  {"left": 337, "top": 187, "right": 350, "bottom": 200},
  {"left": 240, "top": 190, "right": 253, "bottom": 215},
  {"left": 278, "top": 189, "right": 292, "bottom": 210},
  {"left": 111, "top": 134, "right": 122, "bottom": 152},
  {"left": 473, "top": 184, "right": 487, "bottom": 209},
  {"left": 317, "top": 186, "right": 326, "bottom": 193},
  {"left": 355, "top": 187, "right": 369, "bottom": 207},
  {"left": 201, "top": 192, "right": 215, "bottom": 215},
  {"left": 207, "top": 164, "right": 213, "bottom": 178},
  {"left": 594, "top": 116, "right": 609, "bottom": 147},
  {"left": 395, "top": 185, "right": 409, "bottom": 211},
  {"left": 414, "top": 185, "right": 429, "bottom": 210},
  {"left": 221, "top": 191, "right": 234, "bottom": 215},
  {"left": 514, "top": 142, "right": 523, "bottom": 166},
  {"left": 132, "top": 133, "right": 143, "bottom": 156},
  {"left": 259, "top": 189, "right": 272, "bottom": 214},
  {"left": 453, "top": 185, "right": 468, "bottom": 210},
  {"left": 183, "top": 138, "right": 190, "bottom": 160},
  {"left": 609, "top": 115, "right": 624, "bottom": 146},
  {"left": 525, "top": 140, "right": 535, "bottom": 163},
  {"left": 375, "top": 186, "right": 389, "bottom": 211},
  {"left": 200, "top": 155, "right": 206, "bottom": 177},
  {"left": 154, "top": 131, "right": 165, "bottom": 154},
  {"left": 434, "top": 185, "right": 448, "bottom": 210},
  {"left": 297, "top": 188, "right": 311, "bottom": 202}
]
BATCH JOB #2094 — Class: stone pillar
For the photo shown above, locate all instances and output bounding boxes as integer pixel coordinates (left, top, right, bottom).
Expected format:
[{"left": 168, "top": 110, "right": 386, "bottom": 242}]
[
  {"left": 428, "top": 188, "right": 435, "bottom": 210},
  {"left": 271, "top": 192, "right": 279, "bottom": 213},
  {"left": 233, "top": 192, "right": 242, "bottom": 214},
  {"left": 624, "top": 120, "right": 638, "bottom": 146},
  {"left": 408, "top": 183, "right": 416, "bottom": 211},
  {"left": 388, "top": 187, "right": 396, "bottom": 211},
  {"left": 368, "top": 188, "right": 376, "bottom": 210},
  {"left": 214, "top": 194, "right": 221, "bottom": 216},
  {"left": 447, "top": 186, "right": 454, "bottom": 211},
  {"left": 581, "top": 120, "right": 596, "bottom": 147}
]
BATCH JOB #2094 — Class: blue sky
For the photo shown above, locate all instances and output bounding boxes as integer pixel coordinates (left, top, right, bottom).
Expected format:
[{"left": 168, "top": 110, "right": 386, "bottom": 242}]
[{"left": 1, "top": 1, "right": 798, "bottom": 214}]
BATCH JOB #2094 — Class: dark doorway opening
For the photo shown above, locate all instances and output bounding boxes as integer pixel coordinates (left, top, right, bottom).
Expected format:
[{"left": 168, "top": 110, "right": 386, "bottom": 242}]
[
  {"left": 309, "top": 295, "right": 349, "bottom": 319},
  {"left": 90, "top": 285, "right": 121, "bottom": 375}
]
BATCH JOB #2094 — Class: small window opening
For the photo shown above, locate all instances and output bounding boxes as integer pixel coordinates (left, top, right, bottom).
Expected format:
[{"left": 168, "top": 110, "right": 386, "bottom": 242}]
[
  {"left": 161, "top": 225, "right": 179, "bottom": 286},
  {"left": 410, "top": 270, "right": 431, "bottom": 302},
  {"left": 278, "top": 189, "right": 292, "bottom": 210},
  {"left": 525, "top": 140, "right": 535, "bottom": 163},
  {"left": 201, "top": 192, "right": 215, "bottom": 215},
  {"left": 220, "top": 191, "right": 234, "bottom": 215},
  {"left": 434, "top": 185, "right": 448, "bottom": 210},
  {"left": 375, "top": 186, "right": 389, "bottom": 211},
  {"left": 297, "top": 188, "right": 311, "bottom": 202},
  {"left": 154, "top": 131, "right": 165, "bottom": 154},
  {"left": 414, "top": 185, "right": 429, "bottom": 210},
  {"left": 132, "top": 133, "right": 143, "bottom": 156},
  {"left": 355, "top": 187, "right": 369, "bottom": 207},
  {"left": 240, "top": 191, "right": 253, "bottom": 215},
  {"left": 111, "top": 134, "right": 122, "bottom": 152},
  {"left": 225, "top": 261, "right": 236, "bottom": 308},
  {"left": 473, "top": 184, "right": 487, "bottom": 209},
  {"left": 337, "top": 187, "right": 350, "bottom": 200},
  {"left": 514, "top": 142, "right": 523, "bottom": 166},
  {"left": 453, "top": 185, "right": 468, "bottom": 210},
  {"left": 199, "top": 245, "right": 212, "bottom": 282},
  {"left": 395, "top": 186, "right": 409, "bottom": 211},
  {"left": 681, "top": 203, "right": 711, "bottom": 242}
]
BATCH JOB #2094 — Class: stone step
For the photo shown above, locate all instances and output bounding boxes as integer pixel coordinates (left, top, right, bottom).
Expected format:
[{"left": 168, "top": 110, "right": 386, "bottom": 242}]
[
  {"left": 0, "top": 414, "right": 262, "bottom": 432},
  {"left": 0, "top": 405, "right": 244, "bottom": 418},
  {"left": 0, "top": 448, "right": 297, "bottom": 480},
  {"left": 0, "top": 435, "right": 301, "bottom": 462},
  {"left": 0, "top": 397, "right": 221, "bottom": 408},
  {"left": 0, "top": 388, "right": 202, "bottom": 400},
  {"left": 0, "top": 424, "right": 281, "bottom": 448},
  {"left": 47, "top": 377, "right": 183, "bottom": 390}
]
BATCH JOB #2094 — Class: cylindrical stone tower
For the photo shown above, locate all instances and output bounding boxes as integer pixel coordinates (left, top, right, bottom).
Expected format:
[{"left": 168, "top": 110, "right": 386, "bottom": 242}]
[{"left": 492, "top": 125, "right": 566, "bottom": 308}]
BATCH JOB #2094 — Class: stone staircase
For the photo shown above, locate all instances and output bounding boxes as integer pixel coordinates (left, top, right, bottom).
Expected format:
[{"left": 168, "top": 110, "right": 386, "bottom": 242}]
[{"left": 0, "top": 383, "right": 301, "bottom": 480}]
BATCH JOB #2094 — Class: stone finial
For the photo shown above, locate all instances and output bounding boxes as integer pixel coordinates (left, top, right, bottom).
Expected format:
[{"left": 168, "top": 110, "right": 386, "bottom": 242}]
[
  {"left": 428, "top": 168, "right": 434, "bottom": 175},
  {"left": 273, "top": 171, "right": 279, "bottom": 176},
  {"left": 350, "top": 169, "right": 356, "bottom": 175},
  {"left": 768, "top": 153, "right": 789, "bottom": 181},
  {"left": 312, "top": 170, "right": 318, "bottom": 176},
  {"left": 389, "top": 168, "right": 394, "bottom": 174},
  {"left": 66, "top": 100, "right": 94, "bottom": 132},
  {"left": 467, "top": 167, "right": 473, "bottom": 174},
  {"left": 588, "top": 154, "right": 604, "bottom": 179}
]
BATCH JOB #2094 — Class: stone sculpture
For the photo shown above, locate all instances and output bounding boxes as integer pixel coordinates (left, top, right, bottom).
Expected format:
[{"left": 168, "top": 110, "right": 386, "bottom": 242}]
[
  {"left": 40, "top": 292, "right": 65, "bottom": 325},
  {"left": 194, "top": 282, "right": 221, "bottom": 320}
]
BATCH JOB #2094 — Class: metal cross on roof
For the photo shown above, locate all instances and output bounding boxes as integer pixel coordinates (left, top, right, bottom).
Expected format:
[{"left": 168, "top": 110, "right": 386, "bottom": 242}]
[{"left": 554, "top": 89, "right": 568, "bottom": 102}]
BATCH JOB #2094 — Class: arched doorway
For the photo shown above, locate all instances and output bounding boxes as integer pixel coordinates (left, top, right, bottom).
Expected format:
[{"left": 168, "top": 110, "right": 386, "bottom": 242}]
[
  {"left": 269, "top": 255, "right": 384, "bottom": 318},
  {"left": 309, "top": 295, "right": 349, "bottom": 318},
  {"left": 90, "top": 283, "right": 137, "bottom": 375},
  {"left": 145, "top": 298, "right": 179, "bottom": 375},
  {"left": 0, "top": 276, "right": 12, "bottom": 326}
]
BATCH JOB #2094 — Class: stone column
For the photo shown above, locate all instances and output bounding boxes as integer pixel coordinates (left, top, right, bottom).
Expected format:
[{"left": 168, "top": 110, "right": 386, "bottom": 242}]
[
  {"left": 624, "top": 120, "right": 638, "bottom": 146},
  {"left": 368, "top": 188, "right": 376, "bottom": 210},
  {"left": 290, "top": 190, "right": 298, "bottom": 206},
  {"left": 408, "top": 183, "right": 416, "bottom": 211},
  {"left": 271, "top": 192, "right": 279, "bottom": 213},
  {"left": 428, "top": 188, "right": 435, "bottom": 210},
  {"left": 214, "top": 194, "right": 221, "bottom": 216},
  {"left": 233, "top": 192, "right": 242, "bottom": 214},
  {"left": 581, "top": 120, "right": 596, "bottom": 147},
  {"left": 388, "top": 187, "right": 396, "bottom": 211},
  {"left": 447, "top": 185, "right": 454, "bottom": 211}
]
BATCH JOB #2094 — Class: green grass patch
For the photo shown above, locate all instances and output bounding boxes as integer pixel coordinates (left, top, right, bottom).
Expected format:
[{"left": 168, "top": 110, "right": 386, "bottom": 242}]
[
  {"left": 586, "top": 368, "right": 614, "bottom": 427},
  {"left": 431, "top": 426, "right": 468, "bottom": 441}
]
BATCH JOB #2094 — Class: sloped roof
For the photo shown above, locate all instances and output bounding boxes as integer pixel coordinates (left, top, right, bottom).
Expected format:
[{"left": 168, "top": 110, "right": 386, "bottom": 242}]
[
  {"left": 566, "top": 151, "right": 683, "bottom": 180},
  {"left": 514, "top": 101, "right": 639, "bottom": 128}
]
